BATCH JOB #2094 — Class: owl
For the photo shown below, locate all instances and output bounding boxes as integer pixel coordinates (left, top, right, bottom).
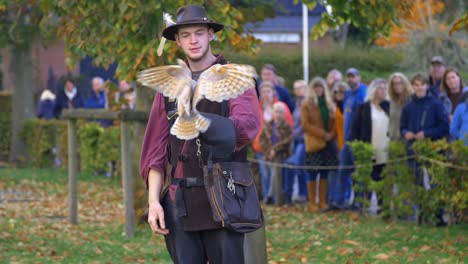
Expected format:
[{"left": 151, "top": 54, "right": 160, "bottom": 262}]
[{"left": 137, "top": 59, "right": 257, "bottom": 140}]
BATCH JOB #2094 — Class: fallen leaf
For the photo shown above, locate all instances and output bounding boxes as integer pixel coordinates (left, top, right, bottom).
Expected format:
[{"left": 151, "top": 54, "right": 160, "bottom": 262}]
[
  {"left": 374, "top": 253, "right": 389, "bottom": 260},
  {"left": 419, "top": 245, "right": 431, "bottom": 252},
  {"left": 342, "top": 240, "right": 360, "bottom": 246},
  {"left": 338, "top": 247, "right": 353, "bottom": 255}
]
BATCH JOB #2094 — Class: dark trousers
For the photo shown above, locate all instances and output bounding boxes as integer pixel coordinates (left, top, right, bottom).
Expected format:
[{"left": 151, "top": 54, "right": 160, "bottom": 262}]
[{"left": 162, "top": 194, "right": 245, "bottom": 264}]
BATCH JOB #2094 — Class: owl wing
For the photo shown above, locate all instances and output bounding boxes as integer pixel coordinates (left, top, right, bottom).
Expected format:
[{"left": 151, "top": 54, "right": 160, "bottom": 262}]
[
  {"left": 192, "top": 63, "right": 257, "bottom": 109},
  {"left": 137, "top": 59, "right": 192, "bottom": 100}
]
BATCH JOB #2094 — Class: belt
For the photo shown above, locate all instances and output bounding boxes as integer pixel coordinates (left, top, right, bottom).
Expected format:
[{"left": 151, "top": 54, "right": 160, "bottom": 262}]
[{"left": 172, "top": 177, "right": 205, "bottom": 188}]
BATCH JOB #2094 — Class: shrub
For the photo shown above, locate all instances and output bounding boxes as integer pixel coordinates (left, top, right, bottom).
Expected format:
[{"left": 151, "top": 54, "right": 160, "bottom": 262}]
[
  {"left": 224, "top": 43, "right": 402, "bottom": 88},
  {"left": 350, "top": 139, "right": 468, "bottom": 225},
  {"left": 348, "top": 140, "right": 375, "bottom": 214},
  {"left": 77, "top": 121, "right": 120, "bottom": 176},
  {"left": 412, "top": 139, "right": 468, "bottom": 225},
  {"left": 0, "top": 92, "right": 13, "bottom": 161},
  {"left": 380, "top": 141, "right": 416, "bottom": 221},
  {"left": 20, "top": 119, "right": 67, "bottom": 167}
]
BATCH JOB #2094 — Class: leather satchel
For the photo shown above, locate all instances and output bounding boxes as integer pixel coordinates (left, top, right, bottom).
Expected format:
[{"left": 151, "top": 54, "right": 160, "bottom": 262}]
[{"left": 203, "top": 161, "right": 264, "bottom": 233}]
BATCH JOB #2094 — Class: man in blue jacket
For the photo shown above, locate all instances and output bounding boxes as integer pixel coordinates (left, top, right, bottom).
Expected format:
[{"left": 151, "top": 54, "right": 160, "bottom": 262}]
[
  {"left": 401, "top": 73, "right": 449, "bottom": 225},
  {"left": 427, "top": 56, "right": 446, "bottom": 98},
  {"left": 401, "top": 73, "right": 449, "bottom": 182},
  {"left": 85, "top": 77, "right": 112, "bottom": 127},
  {"left": 331, "top": 68, "right": 368, "bottom": 210},
  {"left": 401, "top": 74, "right": 449, "bottom": 146}
]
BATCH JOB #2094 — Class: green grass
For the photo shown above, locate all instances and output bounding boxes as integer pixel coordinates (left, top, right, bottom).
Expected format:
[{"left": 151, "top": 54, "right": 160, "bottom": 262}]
[{"left": 1, "top": 167, "right": 467, "bottom": 263}]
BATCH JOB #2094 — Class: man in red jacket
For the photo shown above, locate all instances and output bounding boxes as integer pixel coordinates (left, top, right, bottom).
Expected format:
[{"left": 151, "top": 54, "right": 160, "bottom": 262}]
[{"left": 139, "top": 5, "right": 261, "bottom": 263}]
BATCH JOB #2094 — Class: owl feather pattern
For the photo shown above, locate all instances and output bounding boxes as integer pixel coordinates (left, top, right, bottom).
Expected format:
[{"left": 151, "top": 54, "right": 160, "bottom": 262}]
[{"left": 137, "top": 59, "right": 257, "bottom": 140}]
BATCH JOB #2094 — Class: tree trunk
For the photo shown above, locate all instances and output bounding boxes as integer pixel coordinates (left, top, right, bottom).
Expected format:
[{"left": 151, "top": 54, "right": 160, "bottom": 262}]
[
  {"left": 338, "top": 23, "right": 349, "bottom": 49},
  {"left": 9, "top": 46, "right": 35, "bottom": 162},
  {"left": 132, "top": 84, "right": 155, "bottom": 223}
]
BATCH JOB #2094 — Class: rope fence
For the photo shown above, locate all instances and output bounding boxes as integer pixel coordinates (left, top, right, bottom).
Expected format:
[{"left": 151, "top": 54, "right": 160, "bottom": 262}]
[{"left": 247, "top": 155, "right": 468, "bottom": 171}]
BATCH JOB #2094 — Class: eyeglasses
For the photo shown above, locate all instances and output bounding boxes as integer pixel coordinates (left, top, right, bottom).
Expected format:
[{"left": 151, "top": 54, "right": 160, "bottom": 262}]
[{"left": 334, "top": 90, "right": 345, "bottom": 94}]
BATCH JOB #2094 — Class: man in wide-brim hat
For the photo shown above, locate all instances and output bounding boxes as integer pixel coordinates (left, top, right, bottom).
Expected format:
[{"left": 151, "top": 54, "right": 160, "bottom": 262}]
[{"left": 140, "top": 4, "right": 261, "bottom": 263}]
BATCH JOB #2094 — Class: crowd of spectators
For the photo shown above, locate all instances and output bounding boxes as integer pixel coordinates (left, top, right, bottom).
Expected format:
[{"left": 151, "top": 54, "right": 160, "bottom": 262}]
[
  {"left": 252, "top": 56, "right": 468, "bottom": 225},
  {"left": 36, "top": 76, "right": 136, "bottom": 122}
]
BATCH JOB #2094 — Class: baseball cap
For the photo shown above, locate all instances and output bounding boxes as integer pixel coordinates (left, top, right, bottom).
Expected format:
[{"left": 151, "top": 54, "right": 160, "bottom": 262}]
[
  {"left": 430, "top": 56, "right": 445, "bottom": 65},
  {"left": 346, "top": 68, "right": 360, "bottom": 76}
]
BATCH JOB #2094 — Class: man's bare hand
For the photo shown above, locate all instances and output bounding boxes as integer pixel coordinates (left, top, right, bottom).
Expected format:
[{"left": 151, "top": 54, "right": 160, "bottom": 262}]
[
  {"left": 404, "top": 132, "right": 415, "bottom": 141},
  {"left": 147, "top": 202, "right": 169, "bottom": 235},
  {"left": 415, "top": 131, "right": 425, "bottom": 140}
]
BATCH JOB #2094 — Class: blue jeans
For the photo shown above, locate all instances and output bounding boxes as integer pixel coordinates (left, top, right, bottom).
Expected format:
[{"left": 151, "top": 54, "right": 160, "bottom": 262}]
[
  {"left": 333, "top": 144, "right": 355, "bottom": 207},
  {"left": 283, "top": 142, "right": 308, "bottom": 197},
  {"left": 256, "top": 152, "right": 272, "bottom": 198}
]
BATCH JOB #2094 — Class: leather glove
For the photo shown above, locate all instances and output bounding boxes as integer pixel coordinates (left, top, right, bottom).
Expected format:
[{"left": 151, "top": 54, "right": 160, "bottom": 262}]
[{"left": 199, "top": 112, "right": 236, "bottom": 159}]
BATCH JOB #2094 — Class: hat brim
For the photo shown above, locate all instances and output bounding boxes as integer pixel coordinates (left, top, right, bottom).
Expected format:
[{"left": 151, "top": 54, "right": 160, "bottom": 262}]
[{"left": 162, "top": 22, "right": 224, "bottom": 41}]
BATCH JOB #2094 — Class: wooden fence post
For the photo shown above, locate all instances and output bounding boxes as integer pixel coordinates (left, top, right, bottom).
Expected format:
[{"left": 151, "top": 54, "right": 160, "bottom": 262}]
[
  {"left": 68, "top": 119, "right": 78, "bottom": 224},
  {"left": 121, "top": 120, "right": 135, "bottom": 238}
]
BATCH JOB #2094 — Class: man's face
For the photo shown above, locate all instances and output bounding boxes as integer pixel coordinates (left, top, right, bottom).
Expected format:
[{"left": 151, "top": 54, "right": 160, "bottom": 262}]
[
  {"left": 261, "top": 68, "right": 276, "bottom": 83},
  {"left": 347, "top": 74, "right": 360, "bottom": 90},
  {"left": 293, "top": 83, "right": 305, "bottom": 97},
  {"left": 92, "top": 79, "right": 103, "bottom": 93},
  {"left": 175, "top": 25, "right": 213, "bottom": 62},
  {"left": 413, "top": 80, "right": 428, "bottom": 98},
  {"left": 430, "top": 63, "right": 445, "bottom": 81},
  {"left": 327, "top": 72, "right": 342, "bottom": 88}
]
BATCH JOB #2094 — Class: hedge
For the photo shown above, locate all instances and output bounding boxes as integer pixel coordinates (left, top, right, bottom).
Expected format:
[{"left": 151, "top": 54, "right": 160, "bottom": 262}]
[
  {"left": 350, "top": 139, "right": 468, "bottom": 225},
  {"left": 20, "top": 119, "right": 121, "bottom": 177},
  {"left": 77, "top": 121, "right": 121, "bottom": 176},
  {"left": 0, "top": 92, "right": 12, "bottom": 161},
  {"left": 224, "top": 44, "right": 403, "bottom": 88}
]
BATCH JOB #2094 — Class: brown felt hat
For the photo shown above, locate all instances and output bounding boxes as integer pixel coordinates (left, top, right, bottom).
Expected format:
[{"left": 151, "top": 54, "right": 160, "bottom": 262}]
[{"left": 162, "top": 5, "right": 224, "bottom": 41}]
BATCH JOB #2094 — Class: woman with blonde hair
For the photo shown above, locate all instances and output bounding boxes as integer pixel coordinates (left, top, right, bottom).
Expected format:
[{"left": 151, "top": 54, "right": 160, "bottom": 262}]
[
  {"left": 388, "top": 73, "right": 413, "bottom": 141},
  {"left": 351, "top": 78, "right": 390, "bottom": 213},
  {"left": 301, "top": 77, "right": 338, "bottom": 211}
]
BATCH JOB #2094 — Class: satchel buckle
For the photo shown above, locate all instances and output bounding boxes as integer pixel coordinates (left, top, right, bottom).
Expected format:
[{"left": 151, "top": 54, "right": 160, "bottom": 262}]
[{"left": 226, "top": 171, "right": 236, "bottom": 195}]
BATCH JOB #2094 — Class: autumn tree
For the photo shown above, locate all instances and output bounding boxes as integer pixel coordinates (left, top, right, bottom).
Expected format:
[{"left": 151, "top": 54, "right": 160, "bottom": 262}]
[
  {"left": 375, "top": 0, "right": 446, "bottom": 47},
  {"left": 375, "top": 0, "right": 467, "bottom": 70}
]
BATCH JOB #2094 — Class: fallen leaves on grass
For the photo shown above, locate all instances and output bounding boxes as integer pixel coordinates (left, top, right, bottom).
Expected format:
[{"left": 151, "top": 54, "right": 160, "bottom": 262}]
[{"left": 374, "top": 253, "right": 390, "bottom": 260}]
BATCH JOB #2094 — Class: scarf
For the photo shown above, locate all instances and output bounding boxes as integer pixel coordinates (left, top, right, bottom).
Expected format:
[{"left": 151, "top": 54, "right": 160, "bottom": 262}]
[
  {"left": 318, "top": 96, "right": 329, "bottom": 131},
  {"left": 65, "top": 87, "right": 77, "bottom": 101}
]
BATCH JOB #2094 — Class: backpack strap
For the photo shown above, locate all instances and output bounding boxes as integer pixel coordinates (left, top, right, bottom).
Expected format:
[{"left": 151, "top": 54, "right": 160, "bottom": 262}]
[{"left": 164, "top": 95, "right": 178, "bottom": 127}]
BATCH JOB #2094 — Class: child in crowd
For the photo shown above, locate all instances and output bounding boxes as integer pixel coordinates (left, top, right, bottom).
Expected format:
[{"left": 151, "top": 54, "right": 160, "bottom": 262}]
[{"left": 259, "top": 102, "right": 293, "bottom": 205}]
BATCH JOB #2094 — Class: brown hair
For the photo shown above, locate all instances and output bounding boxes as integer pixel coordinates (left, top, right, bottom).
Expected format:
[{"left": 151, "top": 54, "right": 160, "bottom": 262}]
[
  {"left": 411, "top": 73, "right": 428, "bottom": 85},
  {"left": 440, "top": 67, "right": 464, "bottom": 95}
]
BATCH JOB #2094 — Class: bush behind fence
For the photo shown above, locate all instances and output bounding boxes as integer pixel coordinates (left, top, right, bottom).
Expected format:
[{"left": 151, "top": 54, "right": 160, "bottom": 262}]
[
  {"left": 350, "top": 139, "right": 467, "bottom": 225},
  {"left": 20, "top": 119, "right": 121, "bottom": 177}
]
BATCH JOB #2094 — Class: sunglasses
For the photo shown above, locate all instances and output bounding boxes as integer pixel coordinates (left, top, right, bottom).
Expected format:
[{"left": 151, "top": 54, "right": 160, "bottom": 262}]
[{"left": 333, "top": 90, "right": 345, "bottom": 94}]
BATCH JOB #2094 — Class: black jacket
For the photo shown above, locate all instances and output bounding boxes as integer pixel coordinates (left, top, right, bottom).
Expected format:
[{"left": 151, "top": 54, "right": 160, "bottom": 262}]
[{"left": 351, "top": 101, "right": 390, "bottom": 142}]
